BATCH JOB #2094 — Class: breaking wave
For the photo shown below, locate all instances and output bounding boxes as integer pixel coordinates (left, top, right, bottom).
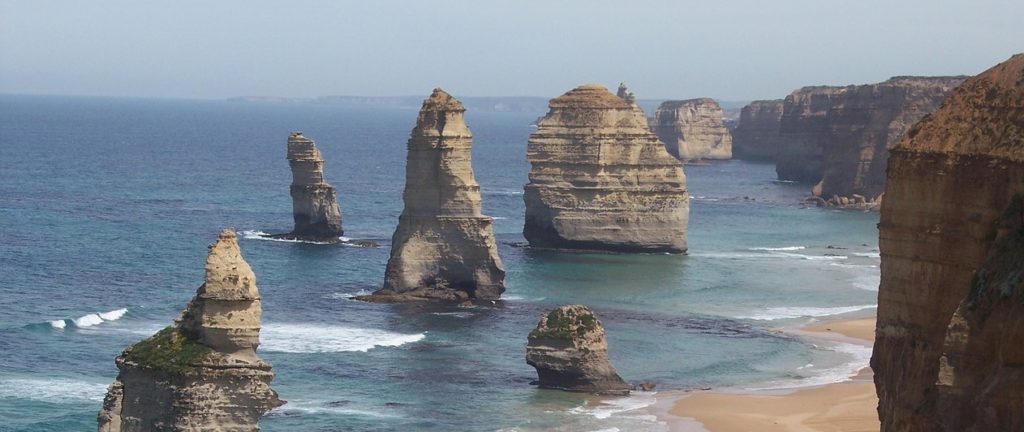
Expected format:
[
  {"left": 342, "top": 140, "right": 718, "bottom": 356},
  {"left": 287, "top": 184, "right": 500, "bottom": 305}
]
[
  {"left": 48, "top": 308, "right": 129, "bottom": 329},
  {"left": 748, "top": 246, "right": 806, "bottom": 251},
  {"left": 239, "top": 230, "right": 347, "bottom": 245},
  {"left": 735, "top": 305, "right": 877, "bottom": 321},
  {"left": 745, "top": 342, "right": 873, "bottom": 390},
  {"left": 260, "top": 324, "right": 425, "bottom": 353}
]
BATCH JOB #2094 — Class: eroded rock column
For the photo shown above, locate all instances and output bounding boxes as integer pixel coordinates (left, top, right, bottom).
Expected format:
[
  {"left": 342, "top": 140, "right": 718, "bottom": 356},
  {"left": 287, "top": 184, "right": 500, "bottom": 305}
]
[
  {"left": 280, "top": 132, "right": 343, "bottom": 241},
  {"left": 652, "top": 98, "right": 733, "bottom": 161}
]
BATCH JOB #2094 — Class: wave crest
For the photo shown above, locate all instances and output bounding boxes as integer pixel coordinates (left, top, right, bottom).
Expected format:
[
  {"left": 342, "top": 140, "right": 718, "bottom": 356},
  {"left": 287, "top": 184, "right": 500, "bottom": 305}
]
[{"left": 260, "top": 324, "right": 425, "bottom": 353}]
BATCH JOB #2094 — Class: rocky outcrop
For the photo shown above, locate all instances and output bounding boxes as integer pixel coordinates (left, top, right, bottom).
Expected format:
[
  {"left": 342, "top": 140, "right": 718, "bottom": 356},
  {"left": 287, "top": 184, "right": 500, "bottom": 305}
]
[
  {"left": 815, "top": 76, "right": 965, "bottom": 203},
  {"left": 523, "top": 84, "right": 689, "bottom": 253},
  {"left": 526, "top": 305, "right": 630, "bottom": 395},
  {"left": 732, "top": 99, "right": 784, "bottom": 161},
  {"left": 98, "top": 229, "right": 282, "bottom": 431},
  {"left": 369, "top": 88, "right": 505, "bottom": 302},
  {"left": 872, "top": 54, "right": 1024, "bottom": 432},
  {"left": 276, "top": 132, "right": 343, "bottom": 242},
  {"left": 776, "top": 86, "right": 847, "bottom": 182},
  {"left": 652, "top": 98, "right": 733, "bottom": 161}
]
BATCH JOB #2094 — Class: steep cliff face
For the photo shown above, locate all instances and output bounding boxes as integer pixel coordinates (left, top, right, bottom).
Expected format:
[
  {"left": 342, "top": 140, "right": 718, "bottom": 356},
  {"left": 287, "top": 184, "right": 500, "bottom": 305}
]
[
  {"left": 371, "top": 88, "right": 505, "bottom": 302},
  {"left": 872, "top": 54, "right": 1024, "bottom": 432},
  {"left": 776, "top": 86, "right": 847, "bottom": 182},
  {"left": 523, "top": 84, "right": 689, "bottom": 253},
  {"left": 279, "top": 132, "right": 343, "bottom": 241},
  {"left": 816, "top": 77, "right": 965, "bottom": 202},
  {"left": 526, "top": 305, "right": 630, "bottom": 395},
  {"left": 732, "top": 99, "right": 784, "bottom": 161},
  {"left": 652, "top": 98, "right": 733, "bottom": 161},
  {"left": 98, "top": 230, "right": 282, "bottom": 431}
]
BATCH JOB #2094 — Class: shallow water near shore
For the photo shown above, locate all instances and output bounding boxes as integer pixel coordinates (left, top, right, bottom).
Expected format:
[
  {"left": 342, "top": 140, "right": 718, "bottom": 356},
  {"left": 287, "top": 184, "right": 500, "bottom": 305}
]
[{"left": 0, "top": 95, "right": 879, "bottom": 431}]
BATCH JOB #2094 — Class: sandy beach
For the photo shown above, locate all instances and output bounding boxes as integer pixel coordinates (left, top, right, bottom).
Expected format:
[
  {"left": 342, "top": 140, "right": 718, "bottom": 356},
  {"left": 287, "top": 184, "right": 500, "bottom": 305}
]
[{"left": 663, "top": 316, "right": 880, "bottom": 432}]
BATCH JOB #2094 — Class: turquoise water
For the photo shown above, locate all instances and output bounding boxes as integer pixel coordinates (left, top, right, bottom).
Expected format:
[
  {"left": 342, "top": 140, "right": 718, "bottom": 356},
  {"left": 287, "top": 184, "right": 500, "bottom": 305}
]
[{"left": 0, "top": 95, "right": 879, "bottom": 431}]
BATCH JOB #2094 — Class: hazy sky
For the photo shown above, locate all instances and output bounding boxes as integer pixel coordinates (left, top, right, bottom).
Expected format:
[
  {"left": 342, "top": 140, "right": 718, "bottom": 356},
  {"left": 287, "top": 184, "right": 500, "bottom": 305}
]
[{"left": 1, "top": 1, "right": 1021, "bottom": 100}]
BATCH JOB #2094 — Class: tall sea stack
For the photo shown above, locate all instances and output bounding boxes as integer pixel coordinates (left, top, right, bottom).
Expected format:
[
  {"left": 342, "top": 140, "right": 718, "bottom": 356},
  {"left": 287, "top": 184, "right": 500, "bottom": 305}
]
[
  {"left": 732, "top": 99, "right": 784, "bottom": 161},
  {"left": 652, "top": 98, "right": 733, "bottom": 161},
  {"left": 98, "top": 229, "right": 282, "bottom": 431},
  {"left": 524, "top": 84, "right": 689, "bottom": 253},
  {"left": 280, "top": 132, "right": 343, "bottom": 241},
  {"left": 372, "top": 88, "right": 505, "bottom": 302},
  {"left": 776, "top": 86, "right": 847, "bottom": 182},
  {"left": 873, "top": 54, "right": 1024, "bottom": 431},
  {"left": 526, "top": 305, "right": 630, "bottom": 395}
]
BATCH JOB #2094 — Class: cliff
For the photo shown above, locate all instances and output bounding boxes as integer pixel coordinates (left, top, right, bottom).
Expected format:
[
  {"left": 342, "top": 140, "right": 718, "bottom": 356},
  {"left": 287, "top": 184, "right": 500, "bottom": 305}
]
[
  {"left": 523, "top": 84, "right": 689, "bottom": 253},
  {"left": 776, "top": 86, "right": 847, "bottom": 182},
  {"left": 370, "top": 88, "right": 505, "bottom": 302},
  {"left": 732, "top": 99, "right": 784, "bottom": 161},
  {"left": 276, "top": 132, "right": 343, "bottom": 241},
  {"left": 652, "top": 98, "right": 733, "bottom": 161},
  {"left": 98, "top": 229, "right": 282, "bottom": 431},
  {"left": 526, "top": 305, "right": 630, "bottom": 395},
  {"left": 815, "top": 76, "right": 965, "bottom": 204},
  {"left": 872, "top": 54, "right": 1024, "bottom": 431}
]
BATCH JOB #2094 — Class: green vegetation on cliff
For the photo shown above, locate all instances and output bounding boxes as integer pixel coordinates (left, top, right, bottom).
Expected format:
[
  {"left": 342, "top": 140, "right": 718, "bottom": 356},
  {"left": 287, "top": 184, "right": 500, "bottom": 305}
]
[
  {"left": 122, "top": 326, "right": 212, "bottom": 373},
  {"left": 529, "top": 308, "right": 598, "bottom": 341}
]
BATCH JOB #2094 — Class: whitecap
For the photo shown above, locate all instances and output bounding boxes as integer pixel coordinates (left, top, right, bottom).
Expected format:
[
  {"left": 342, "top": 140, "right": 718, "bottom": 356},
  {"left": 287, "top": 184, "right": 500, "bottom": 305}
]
[
  {"left": 772, "top": 252, "right": 847, "bottom": 261},
  {"left": 748, "top": 246, "right": 806, "bottom": 251},
  {"left": 735, "top": 305, "right": 877, "bottom": 321},
  {"left": 326, "top": 289, "right": 373, "bottom": 300},
  {"left": 239, "top": 230, "right": 341, "bottom": 245},
  {"left": 745, "top": 342, "right": 872, "bottom": 390},
  {"left": 0, "top": 377, "right": 109, "bottom": 402},
  {"left": 853, "top": 252, "right": 881, "bottom": 258},
  {"left": 71, "top": 308, "right": 128, "bottom": 327},
  {"left": 50, "top": 319, "right": 67, "bottom": 329},
  {"left": 98, "top": 308, "right": 128, "bottom": 321},
  {"left": 260, "top": 324, "right": 425, "bottom": 353},
  {"left": 569, "top": 392, "right": 658, "bottom": 420}
]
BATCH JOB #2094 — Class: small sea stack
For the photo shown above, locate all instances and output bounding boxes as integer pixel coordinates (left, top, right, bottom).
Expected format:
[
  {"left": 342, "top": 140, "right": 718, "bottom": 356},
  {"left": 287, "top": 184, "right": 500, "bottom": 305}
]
[
  {"left": 652, "top": 98, "right": 733, "bottom": 161},
  {"left": 732, "top": 99, "right": 784, "bottom": 161},
  {"left": 274, "top": 131, "right": 343, "bottom": 242},
  {"left": 523, "top": 84, "right": 689, "bottom": 253},
  {"left": 367, "top": 88, "right": 505, "bottom": 302},
  {"left": 98, "top": 229, "right": 282, "bottom": 432},
  {"left": 526, "top": 305, "right": 630, "bottom": 395}
]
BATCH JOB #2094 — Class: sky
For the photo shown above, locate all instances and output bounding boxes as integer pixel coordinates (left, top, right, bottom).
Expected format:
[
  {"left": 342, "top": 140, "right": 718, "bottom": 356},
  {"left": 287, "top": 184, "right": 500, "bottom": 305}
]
[{"left": 1, "top": 0, "right": 1022, "bottom": 101}]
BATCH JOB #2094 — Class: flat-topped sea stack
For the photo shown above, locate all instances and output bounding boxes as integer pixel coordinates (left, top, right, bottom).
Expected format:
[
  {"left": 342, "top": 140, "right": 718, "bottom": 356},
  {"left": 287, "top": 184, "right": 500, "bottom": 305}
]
[
  {"left": 98, "top": 229, "right": 282, "bottom": 431},
  {"left": 368, "top": 88, "right": 505, "bottom": 302},
  {"left": 815, "top": 76, "right": 965, "bottom": 207},
  {"left": 524, "top": 84, "right": 689, "bottom": 253},
  {"left": 872, "top": 54, "right": 1024, "bottom": 431},
  {"left": 275, "top": 131, "right": 343, "bottom": 242},
  {"left": 732, "top": 99, "right": 784, "bottom": 161},
  {"left": 776, "top": 86, "right": 847, "bottom": 182},
  {"left": 652, "top": 98, "right": 733, "bottom": 161},
  {"left": 526, "top": 305, "right": 630, "bottom": 395}
]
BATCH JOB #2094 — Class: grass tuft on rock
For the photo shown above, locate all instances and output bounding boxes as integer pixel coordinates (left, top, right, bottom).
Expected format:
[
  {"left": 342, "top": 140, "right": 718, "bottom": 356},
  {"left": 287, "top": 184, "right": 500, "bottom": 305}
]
[
  {"left": 122, "top": 326, "right": 213, "bottom": 374},
  {"left": 529, "top": 307, "right": 599, "bottom": 341}
]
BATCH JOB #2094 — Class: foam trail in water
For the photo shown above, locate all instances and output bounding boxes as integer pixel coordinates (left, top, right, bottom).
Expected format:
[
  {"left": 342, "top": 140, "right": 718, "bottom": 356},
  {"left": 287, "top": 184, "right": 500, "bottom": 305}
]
[
  {"left": 853, "top": 252, "right": 881, "bottom": 258},
  {"left": 239, "top": 230, "right": 348, "bottom": 245},
  {"left": 748, "top": 246, "right": 806, "bottom": 251},
  {"left": 569, "top": 392, "right": 658, "bottom": 420},
  {"left": 70, "top": 308, "right": 129, "bottom": 328},
  {"left": 260, "top": 324, "right": 425, "bottom": 353},
  {"left": 0, "top": 377, "right": 109, "bottom": 402},
  {"left": 736, "top": 305, "right": 877, "bottom": 321},
  {"left": 745, "top": 342, "right": 873, "bottom": 390}
]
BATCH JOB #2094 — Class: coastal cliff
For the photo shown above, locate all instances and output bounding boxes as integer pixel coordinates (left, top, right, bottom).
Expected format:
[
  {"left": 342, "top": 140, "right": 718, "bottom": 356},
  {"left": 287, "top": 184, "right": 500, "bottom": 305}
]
[
  {"left": 816, "top": 76, "right": 965, "bottom": 204},
  {"left": 776, "top": 86, "right": 846, "bottom": 182},
  {"left": 732, "top": 99, "right": 784, "bottom": 161},
  {"left": 652, "top": 98, "right": 733, "bottom": 161},
  {"left": 526, "top": 305, "right": 630, "bottom": 395},
  {"left": 370, "top": 88, "right": 505, "bottom": 302},
  {"left": 98, "top": 229, "right": 282, "bottom": 431},
  {"left": 872, "top": 54, "right": 1024, "bottom": 431},
  {"left": 277, "top": 132, "right": 343, "bottom": 241},
  {"left": 523, "top": 84, "right": 689, "bottom": 253}
]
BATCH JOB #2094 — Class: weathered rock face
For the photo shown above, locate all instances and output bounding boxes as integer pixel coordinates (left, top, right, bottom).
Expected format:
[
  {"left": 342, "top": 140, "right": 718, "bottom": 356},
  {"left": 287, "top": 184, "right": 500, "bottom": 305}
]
[
  {"left": 872, "top": 54, "right": 1024, "bottom": 432},
  {"left": 523, "top": 84, "right": 689, "bottom": 253},
  {"left": 98, "top": 229, "right": 282, "bottom": 432},
  {"left": 277, "top": 132, "right": 343, "bottom": 241},
  {"left": 816, "top": 76, "right": 965, "bottom": 203},
  {"left": 372, "top": 88, "right": 505, "bottom": 301},
  {"left": 732, "top": 99, "right": 784, "bottom": 161},
  {"left": 776, "top": 86, "right": 847, "bottom": 182},
  {"left": 652, "top": 98, "right": 733, "bottom": 161},
  {"left": 526, "top": 305, "right": 630, "bottom": 395}
]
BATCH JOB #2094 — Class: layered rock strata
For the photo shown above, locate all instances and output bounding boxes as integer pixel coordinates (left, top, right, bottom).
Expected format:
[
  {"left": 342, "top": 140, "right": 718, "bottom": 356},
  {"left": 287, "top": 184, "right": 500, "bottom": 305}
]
[
  {"left": 652, "top": 98, "right": 733, "bottom": 161},
  {"left": 524, "top": 84, "right": 689, "bottom": 253},
  {"left": 526, "top": 305, "right": 630, "bottom": 395},
  {"left": 371, "top": 88, "right": 505, "bottom": 301},
  {"left": 815, "top": 76, "right": 965, "bottom": 204},
  {"left": 776, "top": 86, "right": 847, "bottom": 182},
  {"left": 872, "top": 54, "right": 1024, "bottom": 432},
  {"left": 276, "top": 132, "right": 343, "bottom": 242},
  {"left": 98, "top": 229, "right": 282, "bottom": 431},
  {"left": 732, "top": 99, "right": 784, "bottom": 161}
]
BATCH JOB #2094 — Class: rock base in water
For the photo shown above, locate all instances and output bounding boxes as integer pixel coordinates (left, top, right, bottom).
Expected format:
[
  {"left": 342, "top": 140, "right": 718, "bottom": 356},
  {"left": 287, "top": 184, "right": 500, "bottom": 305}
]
[{"left": 526, "top": 305, "right": 630, "bottom": 395}]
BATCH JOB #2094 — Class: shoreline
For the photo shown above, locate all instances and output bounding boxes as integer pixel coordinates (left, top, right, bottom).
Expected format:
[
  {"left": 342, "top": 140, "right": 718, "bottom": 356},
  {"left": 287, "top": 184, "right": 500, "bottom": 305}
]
[{"left": 654, "top": 315, "right": 879, "bottom": 431}]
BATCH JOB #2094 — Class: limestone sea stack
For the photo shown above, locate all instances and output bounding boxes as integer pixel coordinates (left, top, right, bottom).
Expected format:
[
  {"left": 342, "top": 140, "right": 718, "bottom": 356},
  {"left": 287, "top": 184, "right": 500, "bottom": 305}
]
[
  {"left": 526, "top": 305, "right": 630, "bottom": 395},
  {"left": 371, "top": 88, "right": 505, "bottom": 302},
  {"left": 98, "top": 229, "right": 282, "bottom": 431},
  {"left": 732, "top": 99, "right": 784, "bottom": 161},
  {"left": 872, "top": 54, "right": 1024, "bottom": 431},
  {"left": 652, "top": 98, "right": 733, "bottom": 161},
  {"left": 278, "top": 132, "right": 343, "bottom": 241},
  {"left": 524, "top": 84, "right": 689, "bottom": 253},
  {"left": 776, "top": 86, "right": 847, "bottom": 182},
  {"left": 815, "top": 76, "right": 965, "bottom": 205}
]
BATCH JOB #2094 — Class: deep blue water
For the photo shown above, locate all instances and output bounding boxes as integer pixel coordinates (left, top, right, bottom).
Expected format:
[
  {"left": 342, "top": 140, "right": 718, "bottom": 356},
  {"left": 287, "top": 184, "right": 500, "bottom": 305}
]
[{"left": 0, "top": 94, "right": 880, "bottom": 431}]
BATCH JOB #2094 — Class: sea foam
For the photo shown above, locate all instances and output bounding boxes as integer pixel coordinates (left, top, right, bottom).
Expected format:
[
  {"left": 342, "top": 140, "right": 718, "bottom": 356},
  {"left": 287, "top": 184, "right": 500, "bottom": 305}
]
[
  {"left": 260, "top": 324, "right": 425, "bottom": 353},
  {"left": 736, "top": 305, "right": 877, "bottom": 321},
  {"left": 239, "top": 230, "right": 348, "bottom": 245},
  {"left": 748, "top": 246, "right": 806, "bottom": 251},
  {"left": 54, "top": 308, "right": 129, "bottom": 328},
  {"left": 745, "top": 342, "right": 873, "bottom": 390},
  {"left": 569, "top": 391, "right": 659, "bottom": 421},
  {"left": 0, "top": 377, "right": 109, "bottom": 402}
]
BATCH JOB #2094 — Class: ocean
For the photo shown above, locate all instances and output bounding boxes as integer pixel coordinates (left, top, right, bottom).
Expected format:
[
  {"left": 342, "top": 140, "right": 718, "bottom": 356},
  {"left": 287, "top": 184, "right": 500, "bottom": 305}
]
[{"left": 0, "top": 94, "right": 879, "bottom": 431}]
